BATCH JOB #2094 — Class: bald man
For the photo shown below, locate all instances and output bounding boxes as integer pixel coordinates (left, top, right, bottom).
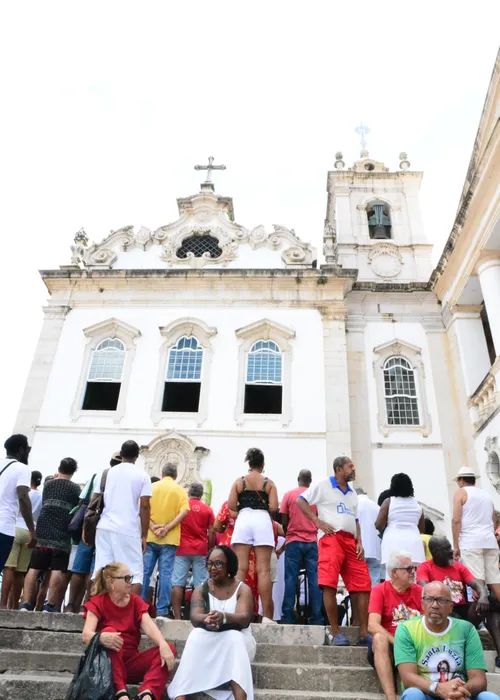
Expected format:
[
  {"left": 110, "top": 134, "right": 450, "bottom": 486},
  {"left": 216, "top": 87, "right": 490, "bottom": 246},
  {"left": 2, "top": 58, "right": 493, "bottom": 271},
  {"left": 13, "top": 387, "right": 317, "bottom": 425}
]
[
  {"left": 280, "top": 469, "right": 323, "bottom": 625},
  {"left": 395, "top": 582, "right": 495, "bottom": 700}
]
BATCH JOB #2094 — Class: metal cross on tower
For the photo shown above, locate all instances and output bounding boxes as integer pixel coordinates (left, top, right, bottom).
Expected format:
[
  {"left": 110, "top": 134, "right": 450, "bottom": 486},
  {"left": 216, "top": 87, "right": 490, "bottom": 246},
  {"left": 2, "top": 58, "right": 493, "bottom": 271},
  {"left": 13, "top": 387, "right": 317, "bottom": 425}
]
[
  {"left": 354, "top": 122, "right": 370, "bottom": 151},
  {"left": 194, "top": 156, "right": 226, "bottom": 191}
]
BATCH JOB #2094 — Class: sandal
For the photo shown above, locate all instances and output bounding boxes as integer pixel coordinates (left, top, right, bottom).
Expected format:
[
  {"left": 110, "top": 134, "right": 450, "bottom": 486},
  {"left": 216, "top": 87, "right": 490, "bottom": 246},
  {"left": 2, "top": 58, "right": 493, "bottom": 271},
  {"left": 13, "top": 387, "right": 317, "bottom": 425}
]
[
  {"left": 116, "top": 691, "right": 130, "bottom": 699},
  {"left": 136, "top": 692, "right": 154, "bottom": 700}
]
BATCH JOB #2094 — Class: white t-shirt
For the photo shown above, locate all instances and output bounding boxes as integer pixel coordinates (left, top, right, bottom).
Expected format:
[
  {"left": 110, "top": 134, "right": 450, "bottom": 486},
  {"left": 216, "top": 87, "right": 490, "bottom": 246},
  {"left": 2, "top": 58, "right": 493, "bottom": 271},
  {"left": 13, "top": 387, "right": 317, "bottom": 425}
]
[
  {"left": 0, "top": 458, "right": 31, "bottom": 537},
  {"left": 16, "top": 489, "right": 43, "bottom": 530},
  {"left": 300, "top": 476, "right": 359, "bottom": 539},
  {"left": 356, "top": 494, "right": 381, "bottom": 560},
  {"left": 95, "top": 462, "right": 152, "bottom": 538}
]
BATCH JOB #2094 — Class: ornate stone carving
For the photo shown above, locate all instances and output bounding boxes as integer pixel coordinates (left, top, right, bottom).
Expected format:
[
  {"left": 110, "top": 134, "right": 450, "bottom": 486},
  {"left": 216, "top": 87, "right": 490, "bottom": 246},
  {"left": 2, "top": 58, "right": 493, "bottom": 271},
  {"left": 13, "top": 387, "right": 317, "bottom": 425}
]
[
  {"left": 485, "top": 437, "right": 500, "bottom": 490},
  {"left": 71, "top": 190, "right": 316, "bottom": 269},
  {"left": 140, "top": 431, "right": 210, "bottom": 489},
  {"left": 368, "top": 243, "right": 403, "bottom": 278},
  {"left": 323, "top": 222, "right": 338, "bottom": 264}
]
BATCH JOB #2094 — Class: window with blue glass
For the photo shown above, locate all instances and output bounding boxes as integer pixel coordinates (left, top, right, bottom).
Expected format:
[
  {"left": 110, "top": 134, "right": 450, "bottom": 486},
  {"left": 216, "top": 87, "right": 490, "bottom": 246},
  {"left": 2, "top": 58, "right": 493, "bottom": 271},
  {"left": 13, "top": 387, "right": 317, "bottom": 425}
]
[
  {"left": 244, "top": 340, "right": 283, "bottom": 414},
  {"left": 83, "top": 338, "right": 125, "bottom": 411},
  {"left": 162, "top": 336, "right": 203, "bottom": 412}
]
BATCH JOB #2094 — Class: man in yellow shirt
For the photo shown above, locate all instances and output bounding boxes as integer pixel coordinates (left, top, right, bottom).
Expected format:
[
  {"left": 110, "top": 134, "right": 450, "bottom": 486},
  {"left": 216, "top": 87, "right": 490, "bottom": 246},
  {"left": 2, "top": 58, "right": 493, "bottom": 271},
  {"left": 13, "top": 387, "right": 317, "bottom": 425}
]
[{"left": 141, "top": 462, "right": 189, "bottom": 617}]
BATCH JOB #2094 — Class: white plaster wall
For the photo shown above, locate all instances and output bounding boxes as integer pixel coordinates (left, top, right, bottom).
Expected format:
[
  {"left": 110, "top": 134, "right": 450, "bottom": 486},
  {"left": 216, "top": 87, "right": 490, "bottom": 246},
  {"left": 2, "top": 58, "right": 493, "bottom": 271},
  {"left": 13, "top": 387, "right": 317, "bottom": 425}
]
[
  {"left": 106, "top": 243, "right": 299, "bottom": 270},
  {"left": 364, "top": 321, "right": 443, "bottom": 445},
  {"left": 29, "top": 430, "right": 328, "bottom": 514},
  {"left": 371, "top": 448, "right": 451, "bottom": 535},
  {"left": 37, "top": 306, "right": 326, "bottom": 434}
]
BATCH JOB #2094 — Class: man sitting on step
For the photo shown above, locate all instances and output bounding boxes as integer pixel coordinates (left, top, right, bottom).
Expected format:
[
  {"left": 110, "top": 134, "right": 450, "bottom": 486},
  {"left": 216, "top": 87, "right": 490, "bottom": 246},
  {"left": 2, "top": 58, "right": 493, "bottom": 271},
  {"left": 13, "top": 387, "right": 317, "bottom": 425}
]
[
  {"left": 368, "top": 550, "right": 423, "bottom": 700},
  {"left": 395, "top": 581, "right": 497, "bottom": 700},
  {"left": 297, "top": 455, "right": 372, "bottom": 646}
]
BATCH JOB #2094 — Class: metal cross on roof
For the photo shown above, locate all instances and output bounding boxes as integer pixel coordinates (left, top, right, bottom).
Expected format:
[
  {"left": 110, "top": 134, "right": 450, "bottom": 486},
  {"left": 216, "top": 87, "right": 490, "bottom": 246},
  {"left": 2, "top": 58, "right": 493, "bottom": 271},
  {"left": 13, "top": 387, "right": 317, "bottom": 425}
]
[
  {"left": 354, "top": 122, "right": 370, "bottom": 150},
  {"left": 194, "top": 156, "right": 226, "bottom": 184}
]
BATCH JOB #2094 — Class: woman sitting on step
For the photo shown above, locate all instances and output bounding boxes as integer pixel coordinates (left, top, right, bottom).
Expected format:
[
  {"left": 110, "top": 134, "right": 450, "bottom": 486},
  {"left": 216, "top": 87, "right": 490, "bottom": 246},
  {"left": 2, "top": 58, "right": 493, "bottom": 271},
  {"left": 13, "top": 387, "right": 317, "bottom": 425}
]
[
  {"left": 168, "top": 544, "right": 255, "bottom": 700},
  {"left": 82, "top": 562, "right": 175, "bottom": 700}
]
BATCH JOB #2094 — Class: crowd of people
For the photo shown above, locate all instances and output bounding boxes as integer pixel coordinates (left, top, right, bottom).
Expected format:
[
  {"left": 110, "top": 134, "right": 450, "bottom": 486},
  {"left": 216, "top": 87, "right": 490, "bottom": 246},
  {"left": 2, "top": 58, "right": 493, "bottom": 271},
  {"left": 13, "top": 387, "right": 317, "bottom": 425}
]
[{"left": 1, "top": 432, "right": 500, "bottom": 700}]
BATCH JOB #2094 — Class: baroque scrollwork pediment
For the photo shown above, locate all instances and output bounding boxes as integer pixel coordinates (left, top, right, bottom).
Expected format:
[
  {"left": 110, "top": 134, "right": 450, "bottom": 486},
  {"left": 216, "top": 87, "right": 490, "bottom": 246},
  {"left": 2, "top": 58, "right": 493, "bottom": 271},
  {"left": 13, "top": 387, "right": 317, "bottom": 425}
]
[{"left": 69, "top": 191, "right": 315, "bottom": 269}]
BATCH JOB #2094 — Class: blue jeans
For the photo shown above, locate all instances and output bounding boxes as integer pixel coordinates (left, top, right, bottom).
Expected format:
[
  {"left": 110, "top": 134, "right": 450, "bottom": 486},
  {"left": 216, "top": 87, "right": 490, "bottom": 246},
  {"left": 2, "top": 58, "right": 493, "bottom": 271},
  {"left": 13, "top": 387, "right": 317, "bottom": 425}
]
[
  {"left": 366, "top": 557, "right": 381, "bottom": 588},
  {"left": 282, "top": 540, "right": 324, "bottom": 625},
  {"left": 142, "top": 543, "right": 177, "bottom": 616},
  {"left": 402, "top": 690, "right": 499, "bottom": 700},
  {"left": 172, "top": 555, "right": 208, "bottom": 588}
]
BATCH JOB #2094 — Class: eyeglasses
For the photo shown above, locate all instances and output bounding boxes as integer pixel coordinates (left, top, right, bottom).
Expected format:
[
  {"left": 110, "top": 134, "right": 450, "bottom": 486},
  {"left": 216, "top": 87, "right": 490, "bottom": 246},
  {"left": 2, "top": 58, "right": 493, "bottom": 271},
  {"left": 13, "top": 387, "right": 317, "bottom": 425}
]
[
  {"left": 112, "top": 575, "right": 134, "bottom": 584},
  {"left": 207, "top": 560, "right": 226, "bottom": 569},
  {"left": 395, "top": 566, "right": 417, "bottom": 573},
  {"left": 422, "top": 596, "right": 452, "bottom": 607}
]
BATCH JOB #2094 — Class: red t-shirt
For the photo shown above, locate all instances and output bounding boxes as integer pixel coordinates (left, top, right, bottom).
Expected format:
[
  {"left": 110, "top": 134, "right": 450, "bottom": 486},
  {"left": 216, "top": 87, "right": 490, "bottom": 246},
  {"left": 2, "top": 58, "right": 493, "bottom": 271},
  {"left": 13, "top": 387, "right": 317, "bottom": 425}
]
[
  {"left": 416, "top": 560, "right": 475, "bottom": 606},
  {"left": 177, "top": 498, "right": 215, "bottom": 556},
  {"left": 83, "top": 593, "right": 149, "bottom": 654},
  {"left": 280, "top": 486, "right": 318, "bottom": 544},
  {"left": 368, "top": 581, "right": 423, "bottom": 634}
]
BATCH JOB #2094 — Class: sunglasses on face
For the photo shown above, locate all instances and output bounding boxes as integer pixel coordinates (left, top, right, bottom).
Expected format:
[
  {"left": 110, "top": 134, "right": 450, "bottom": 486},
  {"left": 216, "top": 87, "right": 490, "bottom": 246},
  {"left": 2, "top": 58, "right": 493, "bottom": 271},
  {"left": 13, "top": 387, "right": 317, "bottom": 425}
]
[
  {"left": 112, "top": 575, "right": 134, "bottom": 584},
  {"left": 422, "top": 596, "right": 452, "bottom": 607},
  {"left": 394, "top": 566, "right": 416, "bottom": 573},
  {"left": 207, "top": 560, "right": 226, "bottom": 569}
]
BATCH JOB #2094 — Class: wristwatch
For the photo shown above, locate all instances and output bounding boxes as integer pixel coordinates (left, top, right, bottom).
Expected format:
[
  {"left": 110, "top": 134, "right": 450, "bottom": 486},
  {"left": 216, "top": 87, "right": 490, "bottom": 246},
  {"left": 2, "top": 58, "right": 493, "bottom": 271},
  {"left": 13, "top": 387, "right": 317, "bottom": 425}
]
[{"left": 429, "top": 681, "right": 439, "bottom": 695}]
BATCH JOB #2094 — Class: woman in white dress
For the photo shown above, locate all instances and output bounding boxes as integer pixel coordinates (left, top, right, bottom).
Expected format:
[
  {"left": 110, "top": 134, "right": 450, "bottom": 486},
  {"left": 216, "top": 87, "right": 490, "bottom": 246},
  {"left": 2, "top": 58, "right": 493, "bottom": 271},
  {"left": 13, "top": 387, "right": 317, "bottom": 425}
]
[
  {"left": 168, "top": 545, "right": 255, "bottom": 700},
  {"left": 376, "top": 473, "right": 425, "bottom": 578}
]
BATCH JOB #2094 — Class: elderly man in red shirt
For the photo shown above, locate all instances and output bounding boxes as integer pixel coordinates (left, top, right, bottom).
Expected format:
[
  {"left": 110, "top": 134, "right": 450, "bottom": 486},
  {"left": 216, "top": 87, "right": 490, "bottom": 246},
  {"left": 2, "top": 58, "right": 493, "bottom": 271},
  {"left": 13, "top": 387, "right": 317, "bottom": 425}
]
[{"left": 368, "top": 550, "right": 423, "bottom": 700}]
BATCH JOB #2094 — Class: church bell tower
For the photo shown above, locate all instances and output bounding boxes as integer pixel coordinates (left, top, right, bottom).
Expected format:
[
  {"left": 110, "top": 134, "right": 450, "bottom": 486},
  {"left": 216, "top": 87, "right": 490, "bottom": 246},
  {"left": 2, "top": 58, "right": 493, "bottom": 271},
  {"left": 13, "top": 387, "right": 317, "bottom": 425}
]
[{"left": 323, "top": 142, "right": 433, "bottom": 283}]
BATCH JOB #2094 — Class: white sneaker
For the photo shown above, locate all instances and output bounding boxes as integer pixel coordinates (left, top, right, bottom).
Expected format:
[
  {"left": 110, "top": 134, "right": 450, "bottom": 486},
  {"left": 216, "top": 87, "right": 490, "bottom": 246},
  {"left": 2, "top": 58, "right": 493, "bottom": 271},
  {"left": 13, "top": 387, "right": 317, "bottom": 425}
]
[{"left": 261, "top": 616, "right": 277, "bottom": 624}]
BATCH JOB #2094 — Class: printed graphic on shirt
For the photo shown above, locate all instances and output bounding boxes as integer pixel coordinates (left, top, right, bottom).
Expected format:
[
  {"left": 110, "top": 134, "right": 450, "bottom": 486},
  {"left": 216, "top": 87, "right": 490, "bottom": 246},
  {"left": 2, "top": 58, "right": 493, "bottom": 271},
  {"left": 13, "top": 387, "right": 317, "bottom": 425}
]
[
  {"left": 422, "top": 647, "right": 462, "bottom": 682},
  {"left": 444, "top": 576, "right": 464, "bottom": 605},
  {"left": 391, "top": 602, "right": 421, "bottom": 627},
  {"left": 336, "top": 502, "right": 355, "bottom": 517}
]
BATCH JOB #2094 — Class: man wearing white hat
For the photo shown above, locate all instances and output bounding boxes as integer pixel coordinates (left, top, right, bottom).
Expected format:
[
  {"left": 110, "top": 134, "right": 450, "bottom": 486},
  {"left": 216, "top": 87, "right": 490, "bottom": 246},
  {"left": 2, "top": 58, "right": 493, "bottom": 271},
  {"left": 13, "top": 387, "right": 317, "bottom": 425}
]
[{"left": 452, "top": 466, "right": 500, "bottom": 600}]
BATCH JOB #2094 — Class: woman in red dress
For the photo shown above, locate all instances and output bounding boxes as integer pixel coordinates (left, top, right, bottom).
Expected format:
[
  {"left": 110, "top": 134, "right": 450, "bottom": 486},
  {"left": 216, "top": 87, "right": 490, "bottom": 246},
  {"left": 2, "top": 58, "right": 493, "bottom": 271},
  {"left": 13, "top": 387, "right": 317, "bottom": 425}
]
[{"left": 82, "top": 561, "right": 175, "bottom": 700}]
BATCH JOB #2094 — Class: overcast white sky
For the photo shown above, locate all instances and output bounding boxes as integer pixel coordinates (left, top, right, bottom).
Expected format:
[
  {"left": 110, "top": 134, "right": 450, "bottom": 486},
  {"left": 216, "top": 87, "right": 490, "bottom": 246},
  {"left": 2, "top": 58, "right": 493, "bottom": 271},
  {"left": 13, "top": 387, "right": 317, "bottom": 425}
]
[{"left": 0, "top": 2, "right": 499, "bottom": 443}]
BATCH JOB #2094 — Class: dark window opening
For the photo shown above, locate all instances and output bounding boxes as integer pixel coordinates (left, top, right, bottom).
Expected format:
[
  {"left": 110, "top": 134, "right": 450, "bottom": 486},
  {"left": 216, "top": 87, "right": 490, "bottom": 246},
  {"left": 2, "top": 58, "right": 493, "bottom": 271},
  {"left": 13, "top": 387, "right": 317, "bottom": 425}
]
[
  {"left": 177, "top": 234, "right": 223, "bottom": 259},
  {"left": 367, "top": 202, "right": 392, "bottom": 239},
  {"left": 244, "top": 384, "right": 282, "bottom": 414},
  {"left": 162, "top": 382, "right": 201, "bottom": 412},
  {"left": 82, "top": 382, "right": 121, "bottom": 411},
  {"left": 481, "top": 305, "right": 496, "bottom": 366}
]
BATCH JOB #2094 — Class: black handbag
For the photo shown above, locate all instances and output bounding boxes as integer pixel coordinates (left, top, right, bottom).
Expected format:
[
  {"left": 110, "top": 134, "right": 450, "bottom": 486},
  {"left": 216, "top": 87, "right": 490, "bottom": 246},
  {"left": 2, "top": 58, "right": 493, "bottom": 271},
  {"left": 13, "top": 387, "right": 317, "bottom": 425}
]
[
  {"left": 68, "top": 474, "right": 97, "bottom": 544},
  {"left": 83, "top": 470, "right": 109, "bottom": 548}
]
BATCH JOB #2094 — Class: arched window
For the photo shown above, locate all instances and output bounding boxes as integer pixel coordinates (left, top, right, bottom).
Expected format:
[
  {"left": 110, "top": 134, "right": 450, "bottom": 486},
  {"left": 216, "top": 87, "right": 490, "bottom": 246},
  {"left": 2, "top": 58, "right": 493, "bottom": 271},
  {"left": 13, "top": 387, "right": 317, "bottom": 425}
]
[
  {"left": 83, "top": 338, "right": 126, "bottom": 411},
  {"left": 162, "top": 336, "right": 204, "bottom": 413},
  {"left": 367, "top": 200, "right": 392, "bottom": 239},
  {"left": 244, "top": 340, "right": 283, "bottom": 414},
  {"left": 383, "top": 356, "right": 420, "bottom": 426},
  {"left": 177, "top": 234, "right": 222, "bottom": 259}
]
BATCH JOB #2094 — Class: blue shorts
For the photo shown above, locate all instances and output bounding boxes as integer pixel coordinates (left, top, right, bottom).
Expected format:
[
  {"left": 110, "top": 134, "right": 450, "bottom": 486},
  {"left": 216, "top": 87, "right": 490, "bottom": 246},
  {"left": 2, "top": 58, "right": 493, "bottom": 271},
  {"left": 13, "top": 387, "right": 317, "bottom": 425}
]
[
  {"left": 172, "top": 555, "right": 208, "bottom": 588},
  {"left": 71, "top": 540, "right": 95, "bottom": 575}
]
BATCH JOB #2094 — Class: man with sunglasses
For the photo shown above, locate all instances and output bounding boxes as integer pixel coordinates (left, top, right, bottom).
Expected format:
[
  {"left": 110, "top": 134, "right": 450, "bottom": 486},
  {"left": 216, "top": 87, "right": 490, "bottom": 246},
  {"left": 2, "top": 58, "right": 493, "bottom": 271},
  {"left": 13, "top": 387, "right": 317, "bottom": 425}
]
[
  {"left": 395, "top": 581, "right": 495, "bottom": 700},
  {"left": 367, "top": 551, "right": 423, "bottom": 700}
]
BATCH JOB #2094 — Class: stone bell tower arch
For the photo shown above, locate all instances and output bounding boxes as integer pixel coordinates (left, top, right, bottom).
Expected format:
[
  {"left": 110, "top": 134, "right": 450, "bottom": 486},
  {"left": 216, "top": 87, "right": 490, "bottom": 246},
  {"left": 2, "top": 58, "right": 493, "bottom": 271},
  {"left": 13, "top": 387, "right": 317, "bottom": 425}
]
[{"left": 140, "top": 430, "right": 210, "bottom": 488}]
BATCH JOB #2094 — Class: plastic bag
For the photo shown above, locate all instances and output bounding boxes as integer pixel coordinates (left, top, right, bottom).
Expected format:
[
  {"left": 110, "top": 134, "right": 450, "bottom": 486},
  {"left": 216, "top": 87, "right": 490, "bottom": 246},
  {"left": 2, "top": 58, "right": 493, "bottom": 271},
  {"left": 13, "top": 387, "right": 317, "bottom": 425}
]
[{"left": 65, "top": 633, "right": 115, "bottom": 700}]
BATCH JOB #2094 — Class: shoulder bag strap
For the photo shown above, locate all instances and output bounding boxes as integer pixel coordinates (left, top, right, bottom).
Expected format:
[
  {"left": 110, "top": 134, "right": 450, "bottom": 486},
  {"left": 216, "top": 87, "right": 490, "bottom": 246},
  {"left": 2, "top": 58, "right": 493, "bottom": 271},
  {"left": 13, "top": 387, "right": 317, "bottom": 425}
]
[
  {"left": 0, "top": 460, "right": 17, "bottom": 479},
  {"left": 202, "top": 579, "right": 210, "bottom": 612},
  {"left": 99, "top": 469, "right": 110, "bottom": 507}
]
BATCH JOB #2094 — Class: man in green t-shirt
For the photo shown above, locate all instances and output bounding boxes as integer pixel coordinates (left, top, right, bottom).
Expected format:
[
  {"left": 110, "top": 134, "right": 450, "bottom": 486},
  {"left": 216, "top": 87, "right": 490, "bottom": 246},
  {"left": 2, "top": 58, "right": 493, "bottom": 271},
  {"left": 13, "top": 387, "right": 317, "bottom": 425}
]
[{"left": 395, "top": 582, "right": 497, "bottom": 700}]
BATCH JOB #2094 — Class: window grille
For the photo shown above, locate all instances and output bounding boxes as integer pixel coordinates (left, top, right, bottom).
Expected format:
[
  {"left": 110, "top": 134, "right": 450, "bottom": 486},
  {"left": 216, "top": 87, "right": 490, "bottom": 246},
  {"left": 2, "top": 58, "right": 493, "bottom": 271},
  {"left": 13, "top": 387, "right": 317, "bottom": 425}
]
[
  {"left": 166, "top": 336, "right": 203, "bottom": 381},
  {"left": 177, "top": 234, "right": 222, "bottom": 259},
  {"left": 246, "top": 340, "right": 282, "bottom": 384}
]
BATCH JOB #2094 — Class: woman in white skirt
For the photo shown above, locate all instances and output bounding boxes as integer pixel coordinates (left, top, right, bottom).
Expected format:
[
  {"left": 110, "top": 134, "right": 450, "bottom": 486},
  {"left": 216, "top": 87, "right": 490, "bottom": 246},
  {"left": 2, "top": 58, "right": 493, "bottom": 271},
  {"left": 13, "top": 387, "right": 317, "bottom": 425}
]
[
  {"left": 227, "top": 448, "right": 279, "bottom": 623},
  {"left": 168, "top": 545, "right": 255, "bottom": 700},
  {"left": 376, "top": 473, "right": 425, "bottom": 578}
]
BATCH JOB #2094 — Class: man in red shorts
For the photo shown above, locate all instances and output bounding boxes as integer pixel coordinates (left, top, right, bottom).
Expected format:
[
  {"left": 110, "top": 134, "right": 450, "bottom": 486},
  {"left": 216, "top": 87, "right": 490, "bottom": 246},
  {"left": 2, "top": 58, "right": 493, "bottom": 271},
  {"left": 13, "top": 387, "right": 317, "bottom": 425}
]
[{"left": 297, "top": 455, "right": 372, "bottom": 646}]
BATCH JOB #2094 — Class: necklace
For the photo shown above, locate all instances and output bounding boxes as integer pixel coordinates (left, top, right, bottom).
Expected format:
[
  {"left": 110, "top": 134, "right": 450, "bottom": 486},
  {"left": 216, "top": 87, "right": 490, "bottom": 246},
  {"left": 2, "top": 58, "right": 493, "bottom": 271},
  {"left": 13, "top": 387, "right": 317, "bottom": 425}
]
[{"left": 210, "top": 579, "right": 235, "bottom": 600}]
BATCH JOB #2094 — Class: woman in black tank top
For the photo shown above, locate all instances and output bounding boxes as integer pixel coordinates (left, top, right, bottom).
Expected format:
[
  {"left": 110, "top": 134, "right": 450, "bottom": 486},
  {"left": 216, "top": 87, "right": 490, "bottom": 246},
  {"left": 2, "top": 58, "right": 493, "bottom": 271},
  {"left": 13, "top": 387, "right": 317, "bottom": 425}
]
[{"left": 227, "top": 448, "right": 279, "bottom": 623}]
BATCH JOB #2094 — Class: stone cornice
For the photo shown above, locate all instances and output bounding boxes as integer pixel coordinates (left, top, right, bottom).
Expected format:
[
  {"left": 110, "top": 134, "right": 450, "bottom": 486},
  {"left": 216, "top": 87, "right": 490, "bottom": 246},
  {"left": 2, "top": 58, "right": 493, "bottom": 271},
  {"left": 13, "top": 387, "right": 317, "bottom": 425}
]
[{"left": 352, "top": 281, "right": 431, "bottom": 292}]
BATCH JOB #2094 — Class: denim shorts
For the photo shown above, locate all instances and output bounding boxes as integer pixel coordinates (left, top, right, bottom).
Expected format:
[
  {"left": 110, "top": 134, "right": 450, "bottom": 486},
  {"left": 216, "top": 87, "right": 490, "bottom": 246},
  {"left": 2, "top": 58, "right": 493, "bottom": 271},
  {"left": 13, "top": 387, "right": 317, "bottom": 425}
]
[
  {"left": 71, "top": 540, "right": 95, "bottom": 575},
  {"left": 172, "top": 554, "right": 208, "bottom": 588}
]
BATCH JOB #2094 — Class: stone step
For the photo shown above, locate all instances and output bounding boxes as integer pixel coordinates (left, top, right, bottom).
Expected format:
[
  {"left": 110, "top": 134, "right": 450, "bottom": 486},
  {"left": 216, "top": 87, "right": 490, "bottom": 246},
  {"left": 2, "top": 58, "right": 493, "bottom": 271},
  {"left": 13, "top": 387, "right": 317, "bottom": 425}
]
[{"left": 0, "top": 674, "right": 385, "bottom": 700}]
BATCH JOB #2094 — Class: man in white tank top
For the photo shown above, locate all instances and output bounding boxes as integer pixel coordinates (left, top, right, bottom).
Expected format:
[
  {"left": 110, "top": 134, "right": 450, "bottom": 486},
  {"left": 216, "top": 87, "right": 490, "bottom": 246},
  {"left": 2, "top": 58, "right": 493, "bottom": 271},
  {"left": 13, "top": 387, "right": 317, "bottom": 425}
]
[{"left": 452, "top": 466, "right": 500, "bottom": 600}]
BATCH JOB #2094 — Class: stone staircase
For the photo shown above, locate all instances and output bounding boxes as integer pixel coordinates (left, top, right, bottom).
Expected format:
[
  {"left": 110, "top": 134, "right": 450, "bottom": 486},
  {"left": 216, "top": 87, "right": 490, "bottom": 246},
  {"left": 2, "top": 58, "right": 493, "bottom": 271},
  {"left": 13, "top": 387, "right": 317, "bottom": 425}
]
[{"left": 0, "top": 610, "right": 498, "bottom": 700}]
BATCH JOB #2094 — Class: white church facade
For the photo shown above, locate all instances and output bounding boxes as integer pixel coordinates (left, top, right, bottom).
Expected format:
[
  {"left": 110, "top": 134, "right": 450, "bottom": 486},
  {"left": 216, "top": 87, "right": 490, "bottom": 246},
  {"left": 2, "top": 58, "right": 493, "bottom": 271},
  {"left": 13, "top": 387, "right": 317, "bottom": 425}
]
[{"left": 14, "top": 52, "right": 500, "bottom": 534}]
